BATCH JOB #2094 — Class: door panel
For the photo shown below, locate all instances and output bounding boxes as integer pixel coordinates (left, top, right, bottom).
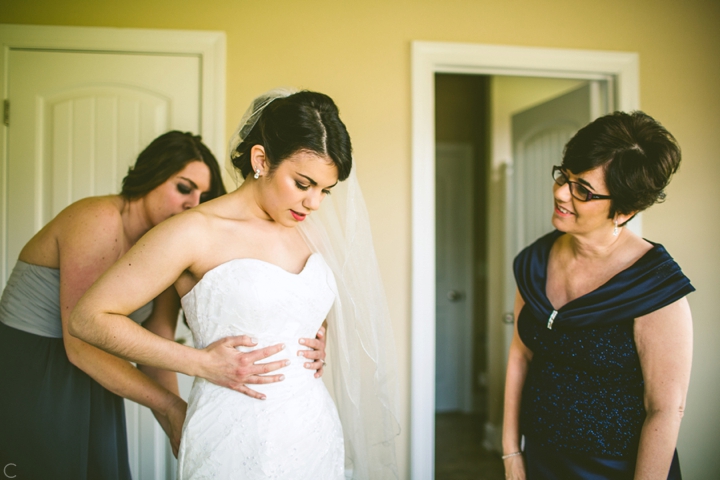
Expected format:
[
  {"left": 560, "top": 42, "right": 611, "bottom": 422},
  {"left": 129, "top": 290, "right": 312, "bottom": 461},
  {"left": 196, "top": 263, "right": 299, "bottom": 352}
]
[
  {"left": 435, "top": 142, "right": 474, "bottom": 413},
  {"left": 511, "top": 83, "right": 594, "bottom": 252},
  {"left": 45, "top": 87, "right": 169, "bottom": 221}
]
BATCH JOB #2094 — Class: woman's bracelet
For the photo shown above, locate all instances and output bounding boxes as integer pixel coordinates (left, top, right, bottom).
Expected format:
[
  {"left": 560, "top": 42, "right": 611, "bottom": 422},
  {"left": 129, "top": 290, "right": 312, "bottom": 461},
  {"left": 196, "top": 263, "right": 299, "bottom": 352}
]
[{"left": 501, "top": 451, "right": 522, "bottom": 460}]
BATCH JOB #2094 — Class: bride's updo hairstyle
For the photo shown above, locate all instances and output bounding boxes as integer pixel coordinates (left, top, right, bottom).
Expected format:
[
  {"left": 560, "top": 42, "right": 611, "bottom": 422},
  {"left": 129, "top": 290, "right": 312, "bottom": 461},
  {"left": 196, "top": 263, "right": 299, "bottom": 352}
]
[{"left": 231, "top": 91, "right": 352, "bottom": 181}]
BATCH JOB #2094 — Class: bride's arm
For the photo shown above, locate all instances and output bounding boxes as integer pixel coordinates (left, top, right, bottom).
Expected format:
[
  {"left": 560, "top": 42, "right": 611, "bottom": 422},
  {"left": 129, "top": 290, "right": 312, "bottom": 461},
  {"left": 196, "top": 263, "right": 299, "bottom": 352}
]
[
  {"left": 137, "top": 287, "right": 183, "bottom": 398},
  {"left": 57, "top": 201, "right": 187, "bottom": 442},
  {"left": 69, "top": 210, "right": 288, "bottom": 399}
]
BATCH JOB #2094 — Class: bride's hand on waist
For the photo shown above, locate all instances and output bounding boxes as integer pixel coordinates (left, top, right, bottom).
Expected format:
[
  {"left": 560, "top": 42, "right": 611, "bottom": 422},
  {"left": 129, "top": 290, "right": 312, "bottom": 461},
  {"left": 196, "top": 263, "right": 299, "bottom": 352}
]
[
  {"left": 198, "top": 335, "right": 289, "bottom": 400},
  {"left": 298, "top": 325, "right": 327, "bottom": 378}
]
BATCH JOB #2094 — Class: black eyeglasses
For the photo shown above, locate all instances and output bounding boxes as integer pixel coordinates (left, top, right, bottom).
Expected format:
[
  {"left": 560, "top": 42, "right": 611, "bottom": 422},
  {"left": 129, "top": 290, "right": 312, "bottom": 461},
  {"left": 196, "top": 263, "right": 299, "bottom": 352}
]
[{"left": 552, "top": 166, "right": 612, "bottom": 202}]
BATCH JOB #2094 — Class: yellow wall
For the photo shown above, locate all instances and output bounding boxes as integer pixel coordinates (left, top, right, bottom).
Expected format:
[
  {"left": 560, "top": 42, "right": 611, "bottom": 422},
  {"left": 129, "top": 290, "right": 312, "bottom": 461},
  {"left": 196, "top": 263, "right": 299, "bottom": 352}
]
[{"left": 3, "top": 0, "right": 719, "bottom": 477}]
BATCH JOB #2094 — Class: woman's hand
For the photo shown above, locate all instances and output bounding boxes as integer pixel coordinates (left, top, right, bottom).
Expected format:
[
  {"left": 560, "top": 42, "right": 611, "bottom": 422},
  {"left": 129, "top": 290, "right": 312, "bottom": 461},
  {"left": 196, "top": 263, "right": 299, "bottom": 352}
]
[
  {"left": 299, "top": 325, "right": 327, "bottom": 378},
  {"left": 199, "top": 335, "right": 289, "bottom": 400},
  {"left": 154, "top": 396, "right": 187, "bottom": 458},
  {"left": 503, "top": 454, "right": 526, "bottom": 480}
]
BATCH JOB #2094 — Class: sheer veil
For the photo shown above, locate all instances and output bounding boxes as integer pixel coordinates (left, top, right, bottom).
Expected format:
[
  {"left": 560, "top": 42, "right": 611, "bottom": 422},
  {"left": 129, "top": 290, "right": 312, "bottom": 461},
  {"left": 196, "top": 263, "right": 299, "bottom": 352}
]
[{"left": 227, "top": 89, "right": 401, "bottom": 479}]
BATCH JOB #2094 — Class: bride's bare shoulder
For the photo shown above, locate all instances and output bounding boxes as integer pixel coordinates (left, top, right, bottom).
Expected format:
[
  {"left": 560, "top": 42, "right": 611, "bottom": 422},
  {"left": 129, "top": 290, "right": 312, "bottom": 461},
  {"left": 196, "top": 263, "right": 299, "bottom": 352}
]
[{"left": 153, "top": 194, "right": 247, "bottom": 243}]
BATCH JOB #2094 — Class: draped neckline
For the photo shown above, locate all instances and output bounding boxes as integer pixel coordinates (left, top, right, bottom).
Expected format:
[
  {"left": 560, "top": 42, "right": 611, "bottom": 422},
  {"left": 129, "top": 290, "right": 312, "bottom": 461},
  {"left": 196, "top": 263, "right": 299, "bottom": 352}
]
[
  {"left": 514, "top": 230, "right": 694, "bottom": 329},
  {"left": 542, "top": 231, "right": 658, "bottom": 312}
]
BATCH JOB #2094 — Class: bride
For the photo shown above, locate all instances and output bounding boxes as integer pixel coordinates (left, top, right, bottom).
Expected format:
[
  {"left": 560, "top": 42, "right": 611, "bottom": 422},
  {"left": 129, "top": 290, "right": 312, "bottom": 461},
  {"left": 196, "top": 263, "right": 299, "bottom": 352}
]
[{"left": 70, "top": 89, "right": 400, "bottom": 479}]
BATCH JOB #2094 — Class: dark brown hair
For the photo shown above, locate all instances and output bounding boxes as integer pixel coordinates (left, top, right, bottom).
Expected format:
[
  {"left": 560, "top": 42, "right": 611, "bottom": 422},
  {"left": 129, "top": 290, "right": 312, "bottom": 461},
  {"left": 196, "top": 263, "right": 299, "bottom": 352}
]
[
  {"left": 231, "top": 91, "right": 352, "bottom": 181},
  {"left": 562, "top": 111, "right": 681, "bottom": 222},
  {"left": 121, "top": 131, "right": 225, "bottom": 201}
]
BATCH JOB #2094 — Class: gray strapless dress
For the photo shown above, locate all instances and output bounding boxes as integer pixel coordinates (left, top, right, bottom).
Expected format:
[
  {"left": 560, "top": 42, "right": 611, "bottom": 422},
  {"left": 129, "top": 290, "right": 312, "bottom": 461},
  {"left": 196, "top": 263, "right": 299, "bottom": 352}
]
[{"left": 0, "top": 261, "right": 153, "bottom": 480}]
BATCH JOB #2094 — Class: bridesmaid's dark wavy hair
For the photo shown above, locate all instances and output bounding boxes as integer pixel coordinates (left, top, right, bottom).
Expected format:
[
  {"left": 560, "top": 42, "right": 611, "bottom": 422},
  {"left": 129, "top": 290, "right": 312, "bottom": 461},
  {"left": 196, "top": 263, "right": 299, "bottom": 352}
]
[
  {"left": 231, "top": 91, "right": 352, "bottom": 181},
  {"left": 562, "top": 111, "right": 681, "bottom": 224},
  {"left": 121, "top": 131, "right": 226, "bottom": 202}
]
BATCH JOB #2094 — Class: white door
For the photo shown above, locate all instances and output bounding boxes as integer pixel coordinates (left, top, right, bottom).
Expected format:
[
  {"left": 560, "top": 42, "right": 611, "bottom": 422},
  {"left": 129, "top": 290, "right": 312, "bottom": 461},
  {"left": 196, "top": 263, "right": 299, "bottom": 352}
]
[
  {"left": 435, "top": 142, "right": 474, "bottom": 413},
  {"left": 502, "top": 82, "right": 607, "bottom": 358},
  {"left": 4, "top": 46, "right": 201, "bottom": 480}
]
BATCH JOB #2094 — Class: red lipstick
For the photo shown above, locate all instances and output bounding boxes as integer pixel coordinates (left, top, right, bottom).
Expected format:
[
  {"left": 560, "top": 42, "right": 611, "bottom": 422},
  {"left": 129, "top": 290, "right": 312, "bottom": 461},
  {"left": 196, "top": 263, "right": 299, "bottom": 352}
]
[{"left": 290, "top": 210, "right": 307, "bottom": 222}]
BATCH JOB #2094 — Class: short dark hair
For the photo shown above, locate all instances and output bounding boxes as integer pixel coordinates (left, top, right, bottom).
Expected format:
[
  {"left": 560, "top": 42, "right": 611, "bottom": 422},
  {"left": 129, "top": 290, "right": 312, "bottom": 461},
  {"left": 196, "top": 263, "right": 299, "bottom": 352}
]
[
  {"left": 121, "top": 131, "right": 226, "bottom": 201},
  {"left": 231, "top": 91, "right": 352, "bottom": 181},
  {"left": 562, "top": 111, "right": 681, "bottom": 221}
]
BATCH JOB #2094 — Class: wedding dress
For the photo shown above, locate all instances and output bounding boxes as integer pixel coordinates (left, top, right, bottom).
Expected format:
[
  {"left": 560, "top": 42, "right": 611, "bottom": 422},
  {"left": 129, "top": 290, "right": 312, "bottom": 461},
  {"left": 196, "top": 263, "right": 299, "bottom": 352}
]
[{"left": 176, "top": 253, "right": 345, "bottom": 479}]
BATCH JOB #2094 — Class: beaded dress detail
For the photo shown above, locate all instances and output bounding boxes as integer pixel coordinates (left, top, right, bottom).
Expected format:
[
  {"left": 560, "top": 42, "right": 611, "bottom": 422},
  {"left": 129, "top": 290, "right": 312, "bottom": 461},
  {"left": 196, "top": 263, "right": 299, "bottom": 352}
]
[{"left": 177, "top": 253, "right": 344, "bottom": 479}]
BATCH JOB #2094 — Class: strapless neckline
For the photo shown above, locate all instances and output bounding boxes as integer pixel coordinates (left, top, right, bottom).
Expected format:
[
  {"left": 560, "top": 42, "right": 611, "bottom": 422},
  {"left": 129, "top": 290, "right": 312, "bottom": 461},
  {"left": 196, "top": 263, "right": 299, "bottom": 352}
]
[{"left": 182, "top": 253, "right": 320, "bottom": 301}]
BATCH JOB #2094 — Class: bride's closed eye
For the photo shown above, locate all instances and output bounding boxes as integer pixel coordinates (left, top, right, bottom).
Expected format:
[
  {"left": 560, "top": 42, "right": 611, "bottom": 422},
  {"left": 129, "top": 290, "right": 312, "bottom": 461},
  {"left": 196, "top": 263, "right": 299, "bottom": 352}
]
[{"left": 295, "top": 181, "right": 331, "bottom": 195}]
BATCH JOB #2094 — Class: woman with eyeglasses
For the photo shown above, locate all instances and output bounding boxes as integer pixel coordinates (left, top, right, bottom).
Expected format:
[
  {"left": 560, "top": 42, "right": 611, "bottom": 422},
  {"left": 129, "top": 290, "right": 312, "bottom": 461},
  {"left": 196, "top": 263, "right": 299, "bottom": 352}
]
[{"left": 502, "top": 112, "right": 693, "bottom": 480}]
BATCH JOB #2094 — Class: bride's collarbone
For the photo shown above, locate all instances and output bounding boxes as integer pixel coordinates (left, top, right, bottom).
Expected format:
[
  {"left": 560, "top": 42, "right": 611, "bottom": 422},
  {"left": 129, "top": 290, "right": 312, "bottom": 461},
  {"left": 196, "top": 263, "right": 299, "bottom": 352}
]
[{"left": 192, "top": 242, "right": 313, "bottom": 279}]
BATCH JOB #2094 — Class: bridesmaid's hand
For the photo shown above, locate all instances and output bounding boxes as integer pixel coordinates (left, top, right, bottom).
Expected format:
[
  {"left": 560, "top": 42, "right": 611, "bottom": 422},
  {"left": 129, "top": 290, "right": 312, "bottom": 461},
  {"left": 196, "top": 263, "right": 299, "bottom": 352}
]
[
  {"left": 503, "top": 454, "right": 526, "bottom": 480},
  {"left": 199, "top": 335, "right": 288, "bottom": 400},
  {"left": 155, "top": 396, "right": 187, "bottom": 458},
  {"left": 299, "top": 326, "right": 327, "bottom": 378}
]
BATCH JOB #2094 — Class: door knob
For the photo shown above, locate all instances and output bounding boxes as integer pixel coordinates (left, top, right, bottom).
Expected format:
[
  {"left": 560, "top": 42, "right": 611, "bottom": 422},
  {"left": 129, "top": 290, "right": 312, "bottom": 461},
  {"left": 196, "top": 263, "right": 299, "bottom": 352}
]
[{"left": 447, "top": 290, "right": 463, "bottom": 302}]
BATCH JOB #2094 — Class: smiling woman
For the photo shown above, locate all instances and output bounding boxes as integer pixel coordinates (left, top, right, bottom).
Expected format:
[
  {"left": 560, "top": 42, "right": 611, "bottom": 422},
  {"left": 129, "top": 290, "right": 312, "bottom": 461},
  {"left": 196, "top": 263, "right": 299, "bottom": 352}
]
[{"left": 503, "top": 111, "right": 693, "bottom": 480}]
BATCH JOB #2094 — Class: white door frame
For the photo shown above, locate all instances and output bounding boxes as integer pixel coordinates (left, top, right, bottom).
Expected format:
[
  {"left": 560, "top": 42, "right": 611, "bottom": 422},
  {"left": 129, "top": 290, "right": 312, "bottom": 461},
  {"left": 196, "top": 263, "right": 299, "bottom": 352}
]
[
  {"left": 0, "top": 23, "right": 226, "bottom": 282},
  {"left": 410, "top": 41, "right": 639, "bottom": 479}
]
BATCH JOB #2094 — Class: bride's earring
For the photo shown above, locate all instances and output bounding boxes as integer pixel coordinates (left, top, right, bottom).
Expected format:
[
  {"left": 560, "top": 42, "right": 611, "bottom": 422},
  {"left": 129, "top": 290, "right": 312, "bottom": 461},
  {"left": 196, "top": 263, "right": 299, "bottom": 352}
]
[
  {"left": 254, "top": 168, "right": 261, "bottom": 180},
  {"left": 613, "top": 220, "right": 619, "bottom": 236}
]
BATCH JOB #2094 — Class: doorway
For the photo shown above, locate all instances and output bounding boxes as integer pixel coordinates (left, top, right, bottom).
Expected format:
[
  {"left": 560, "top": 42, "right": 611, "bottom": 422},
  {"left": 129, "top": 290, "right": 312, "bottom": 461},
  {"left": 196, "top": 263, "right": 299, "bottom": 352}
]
[
  {"left": 434, "top": 73, "right": 500, "bottom": 479},
  {"left": 433, "top": 74, "right": 609, "bottom": 479},
  {"left": 411, "top": 42, "right": 639, "bottom": 480}
]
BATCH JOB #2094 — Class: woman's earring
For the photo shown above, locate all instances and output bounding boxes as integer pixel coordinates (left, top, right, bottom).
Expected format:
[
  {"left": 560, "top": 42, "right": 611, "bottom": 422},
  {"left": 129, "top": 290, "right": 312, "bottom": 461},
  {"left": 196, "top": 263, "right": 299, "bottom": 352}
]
[
  {"left": 254, "top": 168, "right": 261, "bottom": 180},
  {"left": 613, "top": 220, "right": 619, "bottom": 236}
]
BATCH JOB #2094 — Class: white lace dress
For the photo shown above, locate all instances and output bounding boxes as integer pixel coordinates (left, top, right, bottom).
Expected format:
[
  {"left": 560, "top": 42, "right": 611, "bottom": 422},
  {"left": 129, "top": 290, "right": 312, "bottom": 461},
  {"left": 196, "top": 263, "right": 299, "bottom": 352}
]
[{"left": 177, "top": 253, "right": 344, "bottom": 479}]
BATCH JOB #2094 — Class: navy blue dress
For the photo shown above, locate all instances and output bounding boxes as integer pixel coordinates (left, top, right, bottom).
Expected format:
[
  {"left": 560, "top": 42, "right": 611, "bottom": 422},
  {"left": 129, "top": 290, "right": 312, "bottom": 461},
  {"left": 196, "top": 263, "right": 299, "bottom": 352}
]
[{"left": 514, "top": 230, "right": 694, "bottom": 480}]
